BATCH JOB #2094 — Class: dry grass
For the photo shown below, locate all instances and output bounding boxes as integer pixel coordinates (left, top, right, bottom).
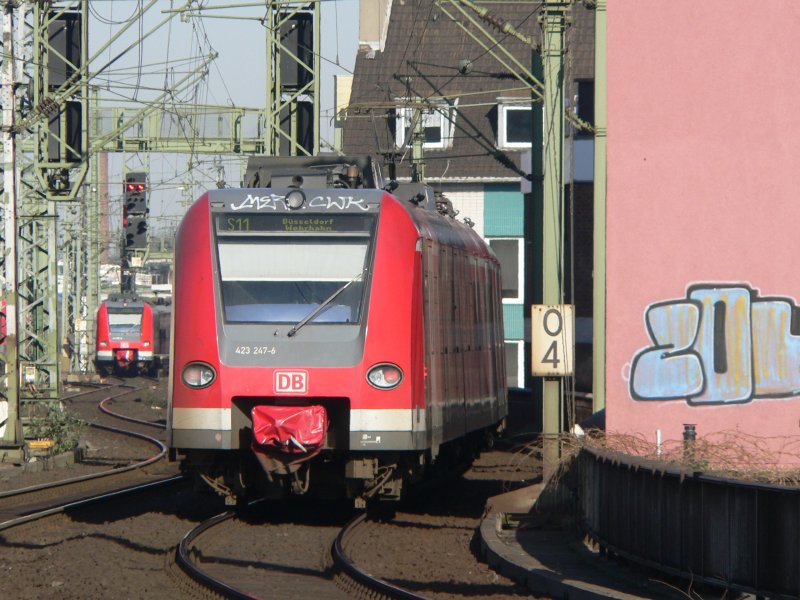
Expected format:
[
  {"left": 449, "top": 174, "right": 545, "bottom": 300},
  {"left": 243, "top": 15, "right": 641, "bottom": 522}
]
[{"left": 520, "top": 429, "right": 800, "bottom": 487}]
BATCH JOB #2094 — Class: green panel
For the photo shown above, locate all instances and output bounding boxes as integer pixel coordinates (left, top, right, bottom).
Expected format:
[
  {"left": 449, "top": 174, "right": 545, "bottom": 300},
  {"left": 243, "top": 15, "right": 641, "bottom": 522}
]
[
  {"left": 484, "top": 183, "right": 523, "bottom": 236},
  {"left": 503, "top": 303, "right": 524, "bottom": 340}
]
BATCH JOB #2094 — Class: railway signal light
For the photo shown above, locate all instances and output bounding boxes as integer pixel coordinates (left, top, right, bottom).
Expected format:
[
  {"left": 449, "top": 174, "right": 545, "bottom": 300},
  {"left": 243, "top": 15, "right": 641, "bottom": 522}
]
[
  {"left": 123, "top": 171, "right": 148, "bottom": 250},
  {"left": 124, "top": 215, "right": 148, "bottom": 249},
  {"left": 124, "top": 171, "right": 148, "bottom": 214}
]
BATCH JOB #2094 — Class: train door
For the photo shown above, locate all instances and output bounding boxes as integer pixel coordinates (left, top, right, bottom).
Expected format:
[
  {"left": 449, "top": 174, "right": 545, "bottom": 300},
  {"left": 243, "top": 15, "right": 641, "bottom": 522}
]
[
  {"left": 422, "top": 239, "right": 444, "bottom": 451},
  {"left": 452, "top": 248, "right": 467, "bottom": 437}
]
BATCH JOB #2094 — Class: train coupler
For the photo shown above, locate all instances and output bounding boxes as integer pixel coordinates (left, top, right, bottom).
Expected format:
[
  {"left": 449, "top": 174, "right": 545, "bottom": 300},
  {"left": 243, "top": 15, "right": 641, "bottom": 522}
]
[
  {"left": 362, "top": 464, "right": 402, "bottom": 504},
  {"left": 199, "top": 473, "right": 238, "bottom": 506}
]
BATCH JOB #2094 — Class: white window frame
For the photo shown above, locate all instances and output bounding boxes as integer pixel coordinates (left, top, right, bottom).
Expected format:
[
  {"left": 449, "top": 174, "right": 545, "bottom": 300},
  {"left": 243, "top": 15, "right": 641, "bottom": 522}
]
[
  {"left": 394, "top": 99, "right": 457, "bottom": 150},
  {"left": 488, "top": 237, "right": 523, "bottom": 303},
  {"left": 497, "top": 102, "right": 532, "bottom": 149}
]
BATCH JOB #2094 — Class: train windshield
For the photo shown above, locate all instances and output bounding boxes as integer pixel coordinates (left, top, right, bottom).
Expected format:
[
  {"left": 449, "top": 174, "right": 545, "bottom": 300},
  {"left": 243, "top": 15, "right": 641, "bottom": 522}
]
[
  {"left": 107, "top": 308, "right": 143, "bottom": 335},
  {"left": 217, "top": 238, "right": 371, "bottom": 324}
]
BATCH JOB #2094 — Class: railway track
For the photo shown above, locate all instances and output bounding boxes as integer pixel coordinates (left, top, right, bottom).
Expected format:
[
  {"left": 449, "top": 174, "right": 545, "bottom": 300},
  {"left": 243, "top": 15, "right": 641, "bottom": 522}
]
[
  {"left": 0, "top": 475, "right": 185, "bottom": 531},
  {"left": 0, "top": 378, "right": 179, "bottom": 528},
  {"left": 172, "top": 439, "right": 540, "bottom": 600},
  {"left": 173, "top": 504, "right": 430, "bottom": 600},
  {"left": 332, "top": 512, "right": 428, "bottom": 600},
  {"left": 173, "top": 501, "right": 353, "bottom": 599},
  {"left": 1, "top": 377, "right": 542, "bottom": 598}
]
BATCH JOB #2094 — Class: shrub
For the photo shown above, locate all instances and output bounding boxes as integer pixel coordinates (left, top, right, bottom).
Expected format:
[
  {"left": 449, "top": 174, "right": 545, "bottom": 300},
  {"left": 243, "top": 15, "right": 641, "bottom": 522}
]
[{"left": 27, "top": 401, "right": 87, "bottom": 454}]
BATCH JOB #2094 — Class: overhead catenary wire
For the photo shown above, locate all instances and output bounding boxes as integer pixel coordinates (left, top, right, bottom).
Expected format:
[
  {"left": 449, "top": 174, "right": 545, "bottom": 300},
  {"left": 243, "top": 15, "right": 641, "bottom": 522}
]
[{"left": 341, "top": 0, "right": 547, "bottom": 176}]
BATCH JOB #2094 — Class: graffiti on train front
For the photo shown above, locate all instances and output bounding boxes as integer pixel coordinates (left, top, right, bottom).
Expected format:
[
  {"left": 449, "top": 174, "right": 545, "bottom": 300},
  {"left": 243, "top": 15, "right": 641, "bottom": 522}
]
[{"left": 630, "top": 284, "right": 800, "bottom": 405}]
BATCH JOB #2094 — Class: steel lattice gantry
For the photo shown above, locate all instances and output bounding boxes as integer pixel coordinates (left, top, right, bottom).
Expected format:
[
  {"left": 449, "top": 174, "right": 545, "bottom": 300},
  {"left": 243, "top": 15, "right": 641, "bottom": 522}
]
[
  {"left": 166, "top": 0, "right": 321, "bottom": 155},
  {"left": 1, "top": 2, "right": 89, "bottom": 454},
  {"left": 1, "top": 1, "right": 324, "bottom": 454},
  {"left": 266, "top": 2, "right": 320, "bottom": 156}
]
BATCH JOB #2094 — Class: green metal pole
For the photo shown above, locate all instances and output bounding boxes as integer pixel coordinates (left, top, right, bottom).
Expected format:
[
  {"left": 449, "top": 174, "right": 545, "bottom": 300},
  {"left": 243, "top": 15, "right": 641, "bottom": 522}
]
[
  {"left": 265, "top": 6, "right": 274, "bottom": 155},
  {"left": 1, "top": 2, "right": 22, "bottom": 452},
  {"left": 312, "top": 1, "right": 320, "bottom": 155},
  {"left": 528, "top": 49, "right": 544, "bottom": 401},
  {"left": 411, "top": 107, "right": 425, "bottom": 183},
  {"left": 72, "top": 205, "right": 84, "bottom": 374},
  {"left": 60, "top": 212, "right": 74, "bottom": 374},
  {"left": 85, "top": 91, "right": 101, "bottom": 374},
  {"left": 592, "top": 0, "right": 607, "bottom": 413},
  {"left": 540, "top": 0, "right": 568, "bottom": 481}
]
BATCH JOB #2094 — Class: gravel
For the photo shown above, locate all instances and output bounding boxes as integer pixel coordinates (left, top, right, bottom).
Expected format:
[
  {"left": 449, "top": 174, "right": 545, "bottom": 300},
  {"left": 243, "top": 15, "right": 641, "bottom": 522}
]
[{"left": 0, "top": 379, "right": 547, "bottom": 599}]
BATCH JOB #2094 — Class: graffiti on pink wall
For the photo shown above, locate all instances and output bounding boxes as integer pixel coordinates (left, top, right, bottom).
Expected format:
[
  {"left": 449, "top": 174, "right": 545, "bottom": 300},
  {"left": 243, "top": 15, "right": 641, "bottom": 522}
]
[{"left": 630, "top": 284, "right": 800, "bottom": 405}]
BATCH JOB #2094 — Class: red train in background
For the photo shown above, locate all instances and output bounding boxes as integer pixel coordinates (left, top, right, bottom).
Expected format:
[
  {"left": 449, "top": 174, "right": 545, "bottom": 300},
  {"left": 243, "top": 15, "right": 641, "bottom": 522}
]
[
  {"left": 94, "top": 293, "right": 170, "bottom": 376},
  {"left": 168, "top": 156, "right": 507, "bottom": 506}
]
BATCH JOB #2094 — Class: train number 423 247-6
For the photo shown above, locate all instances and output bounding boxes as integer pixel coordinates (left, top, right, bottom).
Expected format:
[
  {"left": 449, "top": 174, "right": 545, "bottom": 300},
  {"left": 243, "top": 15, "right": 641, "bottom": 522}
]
[{"left": 235, "top": 346, "right": 277, "bottom": 355}]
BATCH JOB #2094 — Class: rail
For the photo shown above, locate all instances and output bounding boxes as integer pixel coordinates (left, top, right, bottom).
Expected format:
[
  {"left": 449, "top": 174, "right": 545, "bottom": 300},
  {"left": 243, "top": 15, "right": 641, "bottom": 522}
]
[
  {"left": 175, "top": 510, "right": 261, "bottom": 600},
  {"left": 332, "top": 512, "right": 429, "bottom": 600}
]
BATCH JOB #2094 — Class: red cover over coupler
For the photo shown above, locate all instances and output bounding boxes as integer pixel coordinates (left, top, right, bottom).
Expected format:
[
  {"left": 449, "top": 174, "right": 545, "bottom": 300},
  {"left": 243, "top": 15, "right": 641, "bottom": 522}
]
[{"left": 251, "top": 405, "right": 327, "bottom": 454}]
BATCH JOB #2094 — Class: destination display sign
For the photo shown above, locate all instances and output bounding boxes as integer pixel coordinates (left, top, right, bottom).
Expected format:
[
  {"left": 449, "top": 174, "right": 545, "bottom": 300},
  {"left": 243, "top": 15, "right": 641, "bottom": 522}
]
[{"left": 216, "top": 213, "right": 375, "bottom": 234}]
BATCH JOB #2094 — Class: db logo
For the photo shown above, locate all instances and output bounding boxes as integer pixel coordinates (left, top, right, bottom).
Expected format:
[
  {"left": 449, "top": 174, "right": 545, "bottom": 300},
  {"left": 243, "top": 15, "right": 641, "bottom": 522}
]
[{"left": 274, "top": 370, "right": 308, "bottom": 394}]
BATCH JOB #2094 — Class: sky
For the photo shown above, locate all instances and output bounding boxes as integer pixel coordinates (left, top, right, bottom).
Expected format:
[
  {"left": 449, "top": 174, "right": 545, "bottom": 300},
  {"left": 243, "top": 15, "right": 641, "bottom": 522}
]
[{"left": 84, "top": 0, "right": 359, "bottom": 238}]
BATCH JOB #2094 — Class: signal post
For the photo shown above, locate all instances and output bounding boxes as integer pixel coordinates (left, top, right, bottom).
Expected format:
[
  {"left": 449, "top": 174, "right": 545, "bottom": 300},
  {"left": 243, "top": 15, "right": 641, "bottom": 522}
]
[{"left": 121, "top": 171, "right": 148, "bottom": 293}]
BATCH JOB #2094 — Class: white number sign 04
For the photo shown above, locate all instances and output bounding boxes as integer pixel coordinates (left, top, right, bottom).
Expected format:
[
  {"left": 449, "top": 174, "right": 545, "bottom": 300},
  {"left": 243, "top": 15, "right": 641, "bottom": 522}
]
[{"left": 531, "top": 304, "right": 574, "bottom": 376}]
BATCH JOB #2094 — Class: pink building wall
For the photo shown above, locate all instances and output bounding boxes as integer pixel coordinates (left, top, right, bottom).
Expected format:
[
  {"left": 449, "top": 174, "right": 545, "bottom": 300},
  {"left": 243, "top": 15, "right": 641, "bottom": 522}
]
[{"left": 606, "top": 1, "right": 800, "bottom": 452}]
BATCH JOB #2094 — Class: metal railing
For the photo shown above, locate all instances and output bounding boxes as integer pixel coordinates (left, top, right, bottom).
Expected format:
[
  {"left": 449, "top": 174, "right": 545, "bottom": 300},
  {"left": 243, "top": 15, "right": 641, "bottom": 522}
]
[{"left": 578, "top": 447, "right": 800, "bottom": 598}]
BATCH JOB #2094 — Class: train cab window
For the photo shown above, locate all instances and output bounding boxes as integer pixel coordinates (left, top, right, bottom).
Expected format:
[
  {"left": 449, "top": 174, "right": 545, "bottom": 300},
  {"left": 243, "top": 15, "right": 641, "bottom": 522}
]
[
  {"left": 107, "top": 309, "right": 143, "bottom": 339},
  {"left": 217, "top": 240, "right": 370, "bottom": 324}
]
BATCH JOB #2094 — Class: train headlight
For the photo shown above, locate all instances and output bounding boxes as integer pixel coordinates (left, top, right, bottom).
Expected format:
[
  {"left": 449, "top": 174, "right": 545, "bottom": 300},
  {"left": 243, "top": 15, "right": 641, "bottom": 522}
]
[
  {"left": 182, "top": 362, "right": 216, "bottom": 389},
  {"left": 366, "top": 363, "right": 403, "bottom": 390},
  {"left": 285, "top": 189, "right": 306, "bottom": 210},
  {"left": 143, "top": 341, "right": 151, "bottom": 347},
  {"left": 99, "top": 341, "right": 108, "bottom": 347}
]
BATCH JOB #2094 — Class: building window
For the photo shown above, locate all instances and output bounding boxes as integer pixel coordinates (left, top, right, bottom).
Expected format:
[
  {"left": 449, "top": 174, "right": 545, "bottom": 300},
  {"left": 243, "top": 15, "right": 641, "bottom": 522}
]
[
  {"left": 498, "top": 103, "right": 531, "bottom": 149},
  {"left": 394, "top": 101, "right": 456, "bottom": 149},
  {"left": 488, "top": 238, "right": 521, "bottom": 301},
  {"left": 575, "top": 80, "right": 594, "bottom": 137},
  {"left": 505, "top": 341, "right": 522, "bottom": 388}
]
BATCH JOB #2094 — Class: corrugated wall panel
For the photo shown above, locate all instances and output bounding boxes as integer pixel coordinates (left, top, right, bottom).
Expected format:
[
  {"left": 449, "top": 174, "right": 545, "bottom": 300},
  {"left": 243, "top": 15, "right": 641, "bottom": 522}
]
[
  {"left": 502, "top": 304, "right": 523, "bottom": 340},
  {"left": 445, "top": 184, "right": 485, "bottom": 236},
  {"left": 484, "top": 183, "right": 523, "bottom": 236}
]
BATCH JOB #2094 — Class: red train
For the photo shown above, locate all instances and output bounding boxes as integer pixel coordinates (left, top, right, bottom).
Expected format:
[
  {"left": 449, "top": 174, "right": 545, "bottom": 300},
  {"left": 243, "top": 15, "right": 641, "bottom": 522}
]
[
  {"left": 94, "top": 293, "right": 171, "bottom": 376},
  {"left": 168, "top": 156, "right": 507, "bottom": 506}
]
